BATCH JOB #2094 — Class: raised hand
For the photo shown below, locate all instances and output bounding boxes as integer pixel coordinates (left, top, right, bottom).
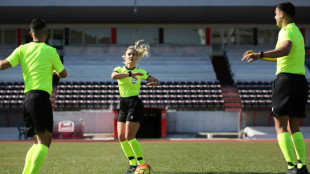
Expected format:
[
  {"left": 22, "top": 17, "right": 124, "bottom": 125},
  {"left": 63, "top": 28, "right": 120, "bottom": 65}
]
[
  {"left": 146, "top": 82, "right": 158, "bottom": 86},
  {"left": 241, "top": 50, "right": 260, "bottom": 62}
]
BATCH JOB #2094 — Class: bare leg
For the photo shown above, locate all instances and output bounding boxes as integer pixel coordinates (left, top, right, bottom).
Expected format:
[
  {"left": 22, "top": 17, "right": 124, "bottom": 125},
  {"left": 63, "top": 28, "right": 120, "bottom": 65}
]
[
  {"left": 33, "top": 129, "right": 52, "bottom": 147},
  {"left": 287, "top": 117, "right": 301, "bottom": 135},
  {"left": 125, "top": 121, "right": 140, "bottom": 141},
  {"left": 274, "top": 115, "right": 289, "bottom": 135},
  {"left": 117, "top": 122, "right": 126, "bottom": 142}
]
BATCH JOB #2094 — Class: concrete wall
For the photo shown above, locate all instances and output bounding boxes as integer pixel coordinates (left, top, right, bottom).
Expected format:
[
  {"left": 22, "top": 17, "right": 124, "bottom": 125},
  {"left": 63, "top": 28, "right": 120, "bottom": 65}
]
[
  {"left": 4, "top": 109, "right": 310, "bottom": 134},
  {"left": 54, "top": 110, "right": 113, "bottom": 133},
  {"left": 53, "top": 110, "right": 240, "bottom": 134},
  {"left": 167, "top": 110, "right": 239, "bottom": 133},
  {"left": 240, "top": 110, "right": 310, "bottom": 129}
]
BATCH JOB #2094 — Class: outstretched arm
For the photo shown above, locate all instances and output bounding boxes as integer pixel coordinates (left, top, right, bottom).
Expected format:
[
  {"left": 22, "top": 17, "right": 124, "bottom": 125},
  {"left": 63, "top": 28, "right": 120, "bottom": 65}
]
[
  {"left": 241, "top": 40, "right": 292, "bottom": 63},
  {"left": 111, "top": 71, "right": 144, "bottom": 80},
  {"left": 0, "top": 59, "right": 12, "bottom": 70},
  {"left": 146, "top": 76, "right": 160, "bottom": 86}
]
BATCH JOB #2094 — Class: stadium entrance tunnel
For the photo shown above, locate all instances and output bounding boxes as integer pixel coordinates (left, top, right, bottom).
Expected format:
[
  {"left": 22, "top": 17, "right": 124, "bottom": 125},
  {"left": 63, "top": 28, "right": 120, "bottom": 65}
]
[{"left": 113, "top": 108, "right": 167, "bottom": 139}]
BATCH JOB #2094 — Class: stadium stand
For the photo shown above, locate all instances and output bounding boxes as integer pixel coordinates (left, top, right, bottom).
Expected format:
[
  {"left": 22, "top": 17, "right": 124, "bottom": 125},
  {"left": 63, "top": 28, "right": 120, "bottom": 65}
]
[
  {"left": 54, "top": 81, "right": 224, "bottom": 110},
  {"left": 1, "top": 45, "right": 310, "bottom": 111},
  {"left": 58, "top": 45, "right": 216, "bottom": 82},
  {"left": 0, "top": 45, "right": 223, "bottom": 110},
  {"left": 225, "top": 45, "right": 277, "bottom": 82},
  {"left": 236, "top": 81, "right": 272, "bottom": 110},
  {"left": 0, "top": 46, "right": 15, "bottom": 58},
  {"left": 0, "top": 46, "right": 24, "bottom": 82},
  {"left": 60, "top": 54, "right": 217, "bottom": 82},
  {"left": 0, "top": 82, "right": 24, "bottom": 108},
  {"left": 225, "top": 45, "right": 310, "bottom": 82},
  {"left": 226, "top": 45, "right": 310, "bottom": 110},
  {"left": 0, "top": 81, "right": 224, "bottom": 110},
  {"left": 0, "top": 45, "right": 216, "bottom": 82},
  {"left": 237, "top": 81, "right": 310, "bottom": 110}
]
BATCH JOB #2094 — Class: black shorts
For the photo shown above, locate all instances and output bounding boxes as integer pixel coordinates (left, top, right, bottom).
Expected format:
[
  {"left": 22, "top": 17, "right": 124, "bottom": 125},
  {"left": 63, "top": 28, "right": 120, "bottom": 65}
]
[
  {"left": 118, "top": 96, "right": 144, "bottom": 123},
  {"left": 23, "top": 90, "right": 53, "bottom": 137},
  {"left": 271, "top": 73, "right": 308, "bottom": 118}
]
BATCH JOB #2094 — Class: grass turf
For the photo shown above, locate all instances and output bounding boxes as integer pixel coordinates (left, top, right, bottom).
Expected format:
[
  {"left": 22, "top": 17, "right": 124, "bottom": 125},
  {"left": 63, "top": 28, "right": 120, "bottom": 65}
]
[{"left": 0, "top": 140, "right": 309, "bottom": 174}]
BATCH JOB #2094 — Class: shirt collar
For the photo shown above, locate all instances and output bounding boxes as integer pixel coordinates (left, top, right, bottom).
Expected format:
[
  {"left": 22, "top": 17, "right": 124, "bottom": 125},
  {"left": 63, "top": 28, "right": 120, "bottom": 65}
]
[{"left": 124, "top": 66, "right": 136, "bottom": 70}]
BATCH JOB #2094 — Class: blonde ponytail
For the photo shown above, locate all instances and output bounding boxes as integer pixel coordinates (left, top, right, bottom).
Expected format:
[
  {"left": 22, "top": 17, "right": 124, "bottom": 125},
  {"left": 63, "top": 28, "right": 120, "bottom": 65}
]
[{"left": 122, "top": 40, "right": 150, "bottom": 62}]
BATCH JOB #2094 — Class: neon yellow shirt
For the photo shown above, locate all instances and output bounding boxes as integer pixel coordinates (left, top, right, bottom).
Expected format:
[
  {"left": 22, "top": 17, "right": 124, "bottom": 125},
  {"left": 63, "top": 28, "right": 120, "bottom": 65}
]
[
  {"left": 7, "top": 42, "right": 64, "bottom": 95},
  {"left": 114, "top": 66, "right": 150, "bottom": 97},
  {"left": 275, "top": 23, "right": 305, "bottom": 75}
]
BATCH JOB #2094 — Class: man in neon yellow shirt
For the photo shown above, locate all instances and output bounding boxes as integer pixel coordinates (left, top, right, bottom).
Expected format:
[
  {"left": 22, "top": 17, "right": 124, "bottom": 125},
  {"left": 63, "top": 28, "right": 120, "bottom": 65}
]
[
  {"left": 0, "top": 18, "right": 67, "bottom": 174},
  {"left": 242, "top": 2, "right": 308, "bottom": 174}
]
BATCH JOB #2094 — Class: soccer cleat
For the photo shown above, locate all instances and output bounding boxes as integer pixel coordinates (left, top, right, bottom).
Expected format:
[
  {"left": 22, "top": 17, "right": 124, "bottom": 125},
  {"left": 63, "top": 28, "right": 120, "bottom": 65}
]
[
  {"left": 298, "top": 165, "right": 309, "bottom": 174},
  {"left": 287, "top": 166, "right": 298, "bottom": 174},
  {"left": 125, "top": 165, "right": 137, "bottom": 174}
]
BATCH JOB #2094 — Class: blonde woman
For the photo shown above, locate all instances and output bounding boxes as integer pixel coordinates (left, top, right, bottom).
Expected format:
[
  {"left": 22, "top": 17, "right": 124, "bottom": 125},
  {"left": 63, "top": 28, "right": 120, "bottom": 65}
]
[{"left": 111, "top": 40, "right": 160, "bottom": 173}]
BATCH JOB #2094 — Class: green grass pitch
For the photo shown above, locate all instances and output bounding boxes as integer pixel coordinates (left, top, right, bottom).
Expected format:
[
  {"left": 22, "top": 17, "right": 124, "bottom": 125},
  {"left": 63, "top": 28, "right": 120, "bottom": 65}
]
[{"left": 0, "top": 140, "right": 309, "bottom": 174}]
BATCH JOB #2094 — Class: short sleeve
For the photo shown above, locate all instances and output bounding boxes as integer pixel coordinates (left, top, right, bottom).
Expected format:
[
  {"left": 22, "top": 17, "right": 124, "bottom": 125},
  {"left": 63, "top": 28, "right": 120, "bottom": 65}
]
[
  {"left": 6, "top": 46, "right": 22, "bottom": 67},
  {"left": 142, "top": 71, "right": 150, "bottom": 80},
  {"left": 113, "top": 66, "right": 122, "bottom": 72},
  {"left": 52, "top": 49, "right": 64, "bottom": 73}
]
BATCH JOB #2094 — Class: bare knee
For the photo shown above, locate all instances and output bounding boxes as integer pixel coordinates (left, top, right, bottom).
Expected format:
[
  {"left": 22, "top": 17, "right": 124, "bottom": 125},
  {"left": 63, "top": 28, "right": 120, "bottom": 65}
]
[
  {"left": 288, "top": 117, "right": 301, "bottom": 134},
  {"left": 118, "top": 134, "right": 126, "bottom": 142},
  {"left": 125, "top": 122, "right": 140, "bottom": 141},
  {"left": 125, "top": 134, "right": 136, "bottom": 141},
  {"left": 274, "top": 116, "right": 289, "bottom": 134},
  {"left": 35, "top": 130, "right": 52, "bottom": 147},
  {"left": 36, "top": 137, "right": 51, "bottom": 147},
  {"left": 275, "top": 126, "right": 288, "bottom": 134}
]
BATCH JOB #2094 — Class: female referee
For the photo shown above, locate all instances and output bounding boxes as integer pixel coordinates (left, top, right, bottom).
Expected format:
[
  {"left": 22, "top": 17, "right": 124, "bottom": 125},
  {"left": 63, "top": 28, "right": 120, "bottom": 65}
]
[{"left": 111, "top": 40, "right": 160, "bottom": 173}]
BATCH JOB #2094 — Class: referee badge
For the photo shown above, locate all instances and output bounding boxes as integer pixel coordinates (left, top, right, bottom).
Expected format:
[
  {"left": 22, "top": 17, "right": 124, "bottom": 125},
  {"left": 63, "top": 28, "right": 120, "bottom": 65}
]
[{"left": 131, "top": 77, "right": 137, "bottom": 84}]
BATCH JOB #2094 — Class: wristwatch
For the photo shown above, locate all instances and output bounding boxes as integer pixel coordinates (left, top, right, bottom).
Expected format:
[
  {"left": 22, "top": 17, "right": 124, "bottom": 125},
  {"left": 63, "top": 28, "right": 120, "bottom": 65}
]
[
  {"left": 128, "top": 71, "right": 132, "bottom": 77},
  {"left": 259, "top": 51, "right": 264, "bottom": 58}
]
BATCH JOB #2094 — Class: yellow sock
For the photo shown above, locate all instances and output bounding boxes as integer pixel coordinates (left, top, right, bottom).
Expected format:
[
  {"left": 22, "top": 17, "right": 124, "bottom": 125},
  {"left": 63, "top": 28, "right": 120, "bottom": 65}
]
[
  {"left": 277, "top": 132, "right": 296, "bottom": 169},
  {"left": 128, "top": 138, "right": 145, "bottom": 165},
  {"left": 29, "top": 144, "right": 48, "bottom": 174},
  {"left": 120, "top": 141, "right": 137, "bottom": 166},
  {"left": 22, "top": 144, "right": 37, "bottom": 174},
  {"left": 291, "top": 132, "right": 306, "bottom": 169}
]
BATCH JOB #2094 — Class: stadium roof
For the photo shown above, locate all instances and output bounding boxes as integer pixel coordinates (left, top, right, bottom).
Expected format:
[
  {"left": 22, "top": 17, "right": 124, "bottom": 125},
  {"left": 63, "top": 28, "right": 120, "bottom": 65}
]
[{"left": 0, "top": 0, "right": 309, "bottom": 24}]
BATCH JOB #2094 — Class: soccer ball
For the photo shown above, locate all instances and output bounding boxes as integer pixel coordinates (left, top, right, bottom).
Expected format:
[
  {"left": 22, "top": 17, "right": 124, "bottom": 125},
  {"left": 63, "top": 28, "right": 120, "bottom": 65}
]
[{"left": 134, "top": 164, "right": 153, "bottom": 174}]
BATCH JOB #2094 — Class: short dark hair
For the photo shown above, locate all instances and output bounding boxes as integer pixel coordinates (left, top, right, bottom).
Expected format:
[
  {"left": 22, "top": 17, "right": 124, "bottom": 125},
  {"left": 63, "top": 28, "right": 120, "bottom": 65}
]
[
  {"left": 276, "top": 1, "right": 295, "bottom": 18},
  {"left": 30, "top": 18, "right": 46, "bottom": 35}
]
